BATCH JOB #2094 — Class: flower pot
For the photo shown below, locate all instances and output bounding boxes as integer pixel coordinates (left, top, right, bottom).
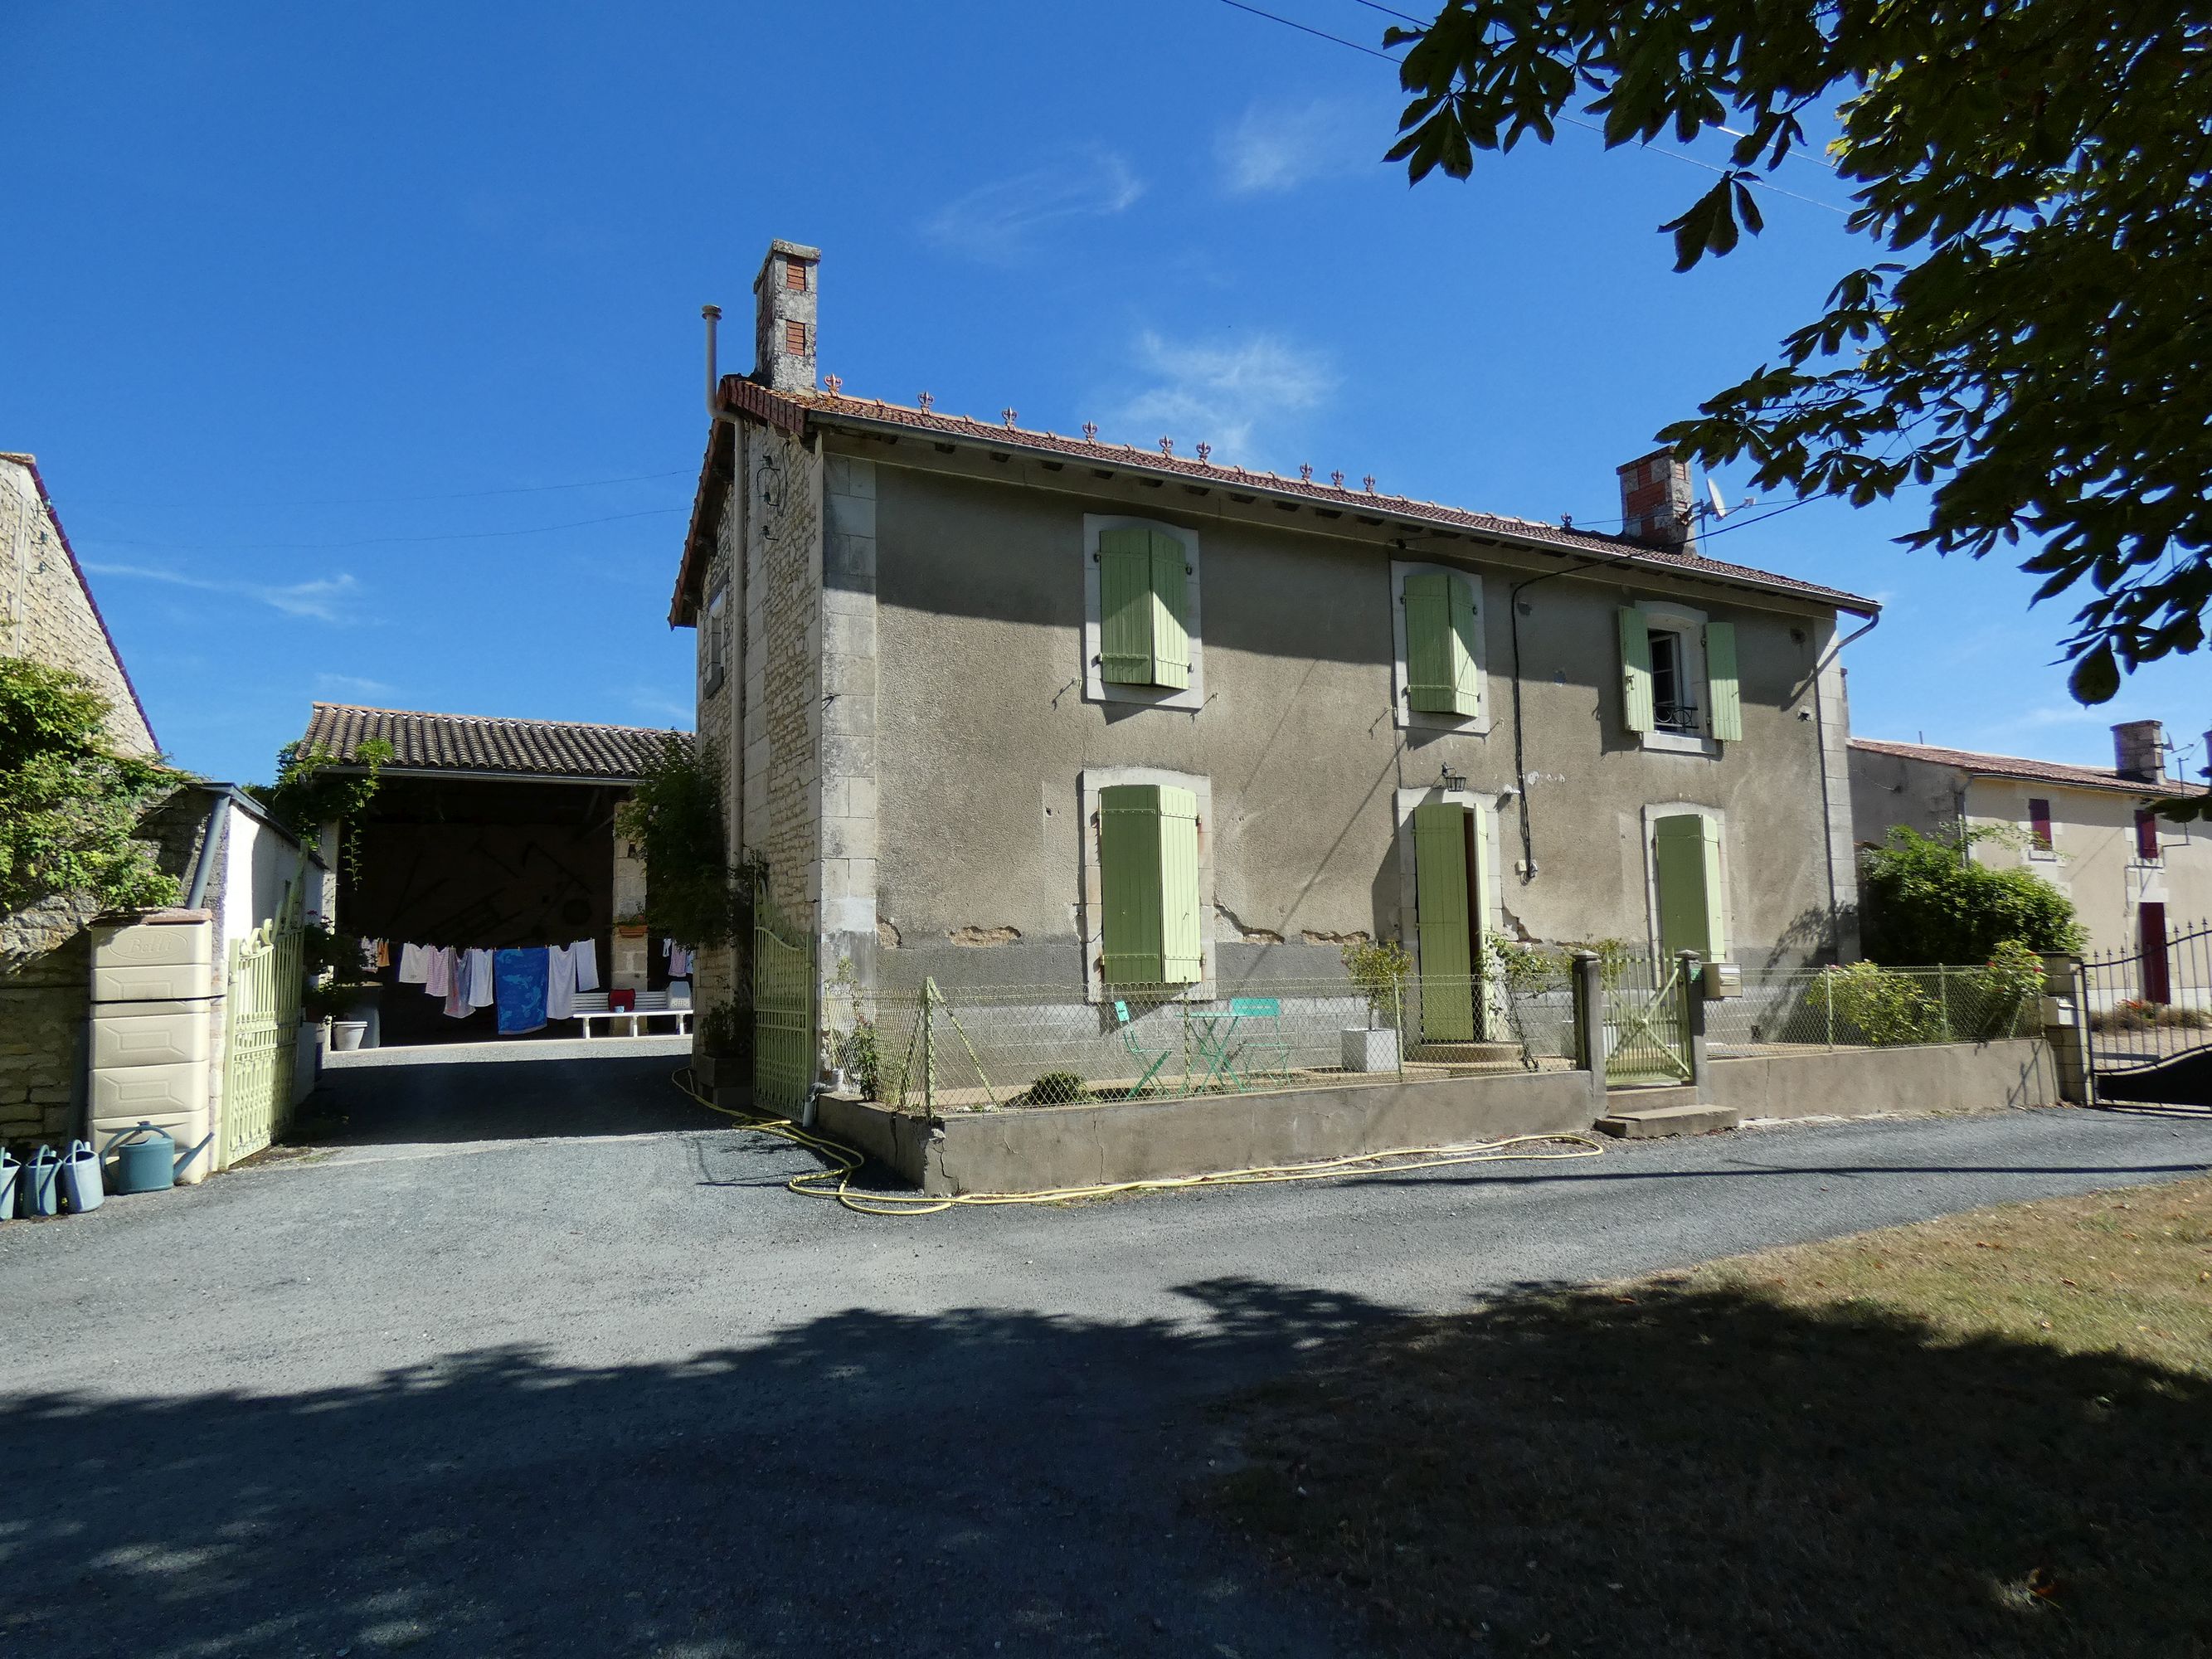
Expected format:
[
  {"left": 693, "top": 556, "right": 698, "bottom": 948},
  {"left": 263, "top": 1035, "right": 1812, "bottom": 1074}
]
[
  {"left": 1341, "top": 1027, "right": 1400, "bottom": 1073},
  {"left": 330, "top": 1019, "right": 368, "bottom": 1052}
]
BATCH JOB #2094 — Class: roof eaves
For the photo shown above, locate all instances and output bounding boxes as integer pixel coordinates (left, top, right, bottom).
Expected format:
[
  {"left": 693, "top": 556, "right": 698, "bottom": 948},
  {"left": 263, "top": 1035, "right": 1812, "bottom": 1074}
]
[{"left": 794, "top": 393, "right": 1882, "bottom": 616}]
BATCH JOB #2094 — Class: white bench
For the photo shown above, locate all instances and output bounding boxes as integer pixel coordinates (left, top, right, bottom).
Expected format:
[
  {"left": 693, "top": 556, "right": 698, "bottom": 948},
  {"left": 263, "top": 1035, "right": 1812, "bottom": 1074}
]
[{"left": 571, "top": 990, "right": 693, "bottom": 1039}]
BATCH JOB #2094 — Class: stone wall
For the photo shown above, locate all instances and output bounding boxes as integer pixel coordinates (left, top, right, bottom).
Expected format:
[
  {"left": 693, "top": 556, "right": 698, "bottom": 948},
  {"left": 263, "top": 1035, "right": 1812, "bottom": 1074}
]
[
  {"left": 0, "top": 455, "right": 154, "bottom": 757},
  {"left": 688, "top": 479, "right": 743, "bottom": 1038},
  {"left": 744, "top": 426, "right": 825, "bottom": 925},
  {"left": 0, "top": 899, "right": 96, "bottom": 1146}
]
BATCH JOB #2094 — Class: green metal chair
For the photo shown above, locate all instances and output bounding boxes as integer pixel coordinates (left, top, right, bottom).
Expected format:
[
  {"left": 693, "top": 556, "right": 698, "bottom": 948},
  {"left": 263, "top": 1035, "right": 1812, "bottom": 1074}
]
[
  {"left": 1228, "top": 996, "right": 1296, "bottom": 1083},
  {"left": 1112, "top": 1000, "right": 1173, "bottom": 1098}
]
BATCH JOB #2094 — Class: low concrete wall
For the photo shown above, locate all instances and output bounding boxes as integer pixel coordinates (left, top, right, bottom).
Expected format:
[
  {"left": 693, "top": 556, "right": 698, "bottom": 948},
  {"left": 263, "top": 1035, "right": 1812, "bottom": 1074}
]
[
  {"left": 816, "top": 1068, "right": 1597, "bottom": 1196},
  {"left": 1709, "top": 1037, "right": 2056, "bottom": 1121}
]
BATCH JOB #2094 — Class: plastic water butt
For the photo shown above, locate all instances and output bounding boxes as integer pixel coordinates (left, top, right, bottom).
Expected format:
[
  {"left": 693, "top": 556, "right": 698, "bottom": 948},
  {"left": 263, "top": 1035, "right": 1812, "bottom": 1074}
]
[
  {"left": 60, "top": 1140, "right": 105, "bottom": 1214},
  {"left": 107, "top": 1123, "right": 177, "bottom": 1194},
  {"left": 0, "top": 1150, "right": 19, "bottom": 1220},
  {"left": 23, "top": 1146, "right": 62, "bottom": 1217}
]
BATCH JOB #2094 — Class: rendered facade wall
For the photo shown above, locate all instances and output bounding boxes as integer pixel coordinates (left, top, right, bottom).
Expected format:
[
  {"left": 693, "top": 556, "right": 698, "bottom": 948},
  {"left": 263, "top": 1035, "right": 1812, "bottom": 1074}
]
[{"left": 856, "top": 448, "right": 1853, "bottom": 996}]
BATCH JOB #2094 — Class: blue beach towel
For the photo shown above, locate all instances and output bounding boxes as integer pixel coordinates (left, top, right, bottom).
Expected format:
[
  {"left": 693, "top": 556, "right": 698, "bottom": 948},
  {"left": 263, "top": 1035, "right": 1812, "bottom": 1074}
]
[{"left": 494, "top": 947, "right": 548, "bottom": 1034}]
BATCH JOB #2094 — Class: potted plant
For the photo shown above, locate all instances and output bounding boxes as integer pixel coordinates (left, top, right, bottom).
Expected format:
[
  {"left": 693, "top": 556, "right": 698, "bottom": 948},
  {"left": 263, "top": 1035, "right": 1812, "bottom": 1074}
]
[
  {"left": 301, "top": 925, "right": 379, "bottom": 1050},
  {"left": 1339, "top": 940, "right": 1411, "bottom": 1072}
]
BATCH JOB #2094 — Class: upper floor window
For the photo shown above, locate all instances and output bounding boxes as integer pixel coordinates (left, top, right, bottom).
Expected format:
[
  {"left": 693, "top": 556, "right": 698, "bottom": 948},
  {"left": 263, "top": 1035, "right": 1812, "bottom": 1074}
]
[
  {"left": 1620, "top": 602, "right": 1741, "bottom": 753},
  {"left": 1082, "top": 516, "right": 1204, "bottom": 712},
  {"left": 1391, "top": 562, "right": 1489, "bottom": 732},
  {"left": 702, "top": 584, "right": 728, "bottom": 694},
  {"left": 2027, "top": 796, "right": 2054, "bottom": 855},
  {"left": 2135, "top": 806, "right": 2162, "bottom": 862}
]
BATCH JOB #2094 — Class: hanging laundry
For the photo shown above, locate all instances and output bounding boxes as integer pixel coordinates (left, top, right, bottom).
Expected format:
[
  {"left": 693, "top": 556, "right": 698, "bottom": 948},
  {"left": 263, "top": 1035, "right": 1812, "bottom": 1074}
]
[
  {"left": 425, "top": 946, "right": 455, "bottom": 998},
  {"left": 357, "top": 937, "right": 381, "bottom": 971},
  {"left": 667, "top": 943, "right": 693, "bottom": 977},
  {"left": 397, "top": 943, "right": 430, "bottom": 985},
  {"left": 464, "top": 948, "right": 496, "bottom": 1009},
  {"left": 375, "top": 939, "right": 391, "bottom": 969},
  {"left": 494, "top": 948, "right": 549, "bottom": 1035},
  {"left": 545, "top": 943, "right": 577, "bottom": 1022},
  {"left": 571, "top": 937, "right": 600, "bottom": 993},
  {"left": 443, "top": 949, "right": 470, "bottom": 1019}
]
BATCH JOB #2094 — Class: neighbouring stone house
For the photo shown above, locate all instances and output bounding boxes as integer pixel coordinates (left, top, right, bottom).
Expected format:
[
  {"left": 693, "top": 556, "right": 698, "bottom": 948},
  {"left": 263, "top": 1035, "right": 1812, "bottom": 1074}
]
[
  {"left": 2, "top": 452, "right": 163, "bottom": 1149},
  {"left": 1850, "top": 724, "right": 2212, "bottom": 967},
  {"left": 668, "top": 238, "right": 1880, "bottom": 1104}
]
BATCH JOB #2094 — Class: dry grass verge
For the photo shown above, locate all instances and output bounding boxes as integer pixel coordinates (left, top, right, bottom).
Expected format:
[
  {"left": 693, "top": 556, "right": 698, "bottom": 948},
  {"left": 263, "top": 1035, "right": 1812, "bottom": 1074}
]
[{"left": 1213, "top": 1179, "right": 2212, "bottom": 1657}]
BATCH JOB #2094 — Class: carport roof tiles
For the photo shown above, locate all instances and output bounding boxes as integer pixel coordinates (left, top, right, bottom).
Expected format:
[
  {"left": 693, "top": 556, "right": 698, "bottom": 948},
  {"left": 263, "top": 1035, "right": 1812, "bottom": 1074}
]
[{"left": 302, "top": 703, "right": 687, "bottom": 781}]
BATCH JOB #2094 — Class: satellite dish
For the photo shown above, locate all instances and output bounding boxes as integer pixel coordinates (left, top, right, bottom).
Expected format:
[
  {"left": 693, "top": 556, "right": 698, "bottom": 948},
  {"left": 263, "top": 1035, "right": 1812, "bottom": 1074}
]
[{"left": 1707, "top": 475, "right": 1728, "bottom": 519}]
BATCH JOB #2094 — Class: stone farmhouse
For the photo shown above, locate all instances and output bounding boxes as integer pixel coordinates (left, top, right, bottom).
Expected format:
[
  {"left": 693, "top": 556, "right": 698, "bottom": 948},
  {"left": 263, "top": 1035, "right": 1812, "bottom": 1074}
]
[{"left": 668, "top": 239, "right": 1880, "bottom": 1095}]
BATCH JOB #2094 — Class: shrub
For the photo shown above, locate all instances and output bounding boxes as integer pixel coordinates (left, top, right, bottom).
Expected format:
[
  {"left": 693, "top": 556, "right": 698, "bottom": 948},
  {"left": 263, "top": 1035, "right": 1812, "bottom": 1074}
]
[
  {"left": 2092, "top": 1000, "right": 2212, "bottom": 1034},
  {"left": 699, "top": 1000, "right": 751, "bottom": 1059},
  {"left": 613, "top": 735, "right": 747, "bottom": 949},
  {"left": 1341, "top": 939, "right": 1412, "bottom": 1027},
  {"left": 829, "top": 1015, "right": 895, "bottom": 1102},
  {"left": 1860, "top": 825, "right": 2085, "bottom": 965},
  {"left": 1968, "top": 939, "right": 2047, "bottom": 1039},
  {"left": 1025, "top": 1069, "right": 1091, "bottom": 1107},
  {"left": 1816, "top": 961, "right": 1942, "bottom": 1046}
]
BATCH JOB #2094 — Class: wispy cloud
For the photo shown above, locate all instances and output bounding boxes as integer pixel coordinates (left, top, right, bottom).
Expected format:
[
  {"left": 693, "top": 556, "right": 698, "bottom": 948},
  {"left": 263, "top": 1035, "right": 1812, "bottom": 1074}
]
[
  {"left": 314, "top": 672, "right": 395, "bottom": 699},
  {"left": 1214, "top": 99, "right": 1373, "bottom": 195},
  {"left": 83, "top": 562, "right": 360, "bottom": 621},
  {"left": 618, "top": 685, "right": 695, "bottom": 726},
  {"left": 1114, "top": 330, "right": 1337, "bottom": 460},
  {"left": 923, "top": 148, "right": 1144, "bottom": 260}
]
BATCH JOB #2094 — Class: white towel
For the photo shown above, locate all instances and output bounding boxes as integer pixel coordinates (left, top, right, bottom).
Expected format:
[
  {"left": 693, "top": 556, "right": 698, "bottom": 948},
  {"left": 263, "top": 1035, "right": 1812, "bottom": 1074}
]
[
  {"left": 571, "top": 938, "right": 600, "bottom": 993},
  {"left": 545, "top": 943, "right": 576, "bottom": 1021},
  {"left": 465, "top": 948, "right": 496, "bottom": 1009},
  {"left": 425, "top": 946, "right": 451, "bottom": 997},
  {"left": 397, "top": 943, "right": 430, "bottom": 985}
]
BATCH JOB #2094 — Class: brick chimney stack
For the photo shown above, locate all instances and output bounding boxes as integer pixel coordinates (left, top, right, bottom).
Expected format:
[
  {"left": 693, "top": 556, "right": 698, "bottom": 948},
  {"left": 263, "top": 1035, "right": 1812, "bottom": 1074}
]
[
  {"left": 2112, "top": 718, "right": 2166, "bottom": 781},
  {"left": 751, "top": 239, "right": 820, "bottom": 394},
  {"left": 1616, "top": 449, "right": 1696, "bottom": 553}
]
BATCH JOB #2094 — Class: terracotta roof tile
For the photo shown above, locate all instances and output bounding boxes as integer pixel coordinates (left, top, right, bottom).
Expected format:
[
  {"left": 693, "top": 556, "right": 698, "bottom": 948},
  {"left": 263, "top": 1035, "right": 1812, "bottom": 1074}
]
[
  {"left": 1850, "top": 737, "right": 2205, "bottom": 797},
  {"left": 300, "top": 703, "right": 686, "bottom": 781}
]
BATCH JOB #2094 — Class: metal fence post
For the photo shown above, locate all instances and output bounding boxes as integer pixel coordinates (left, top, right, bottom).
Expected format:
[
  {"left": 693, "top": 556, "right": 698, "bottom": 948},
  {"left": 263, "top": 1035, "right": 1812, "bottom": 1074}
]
[
  {"left": 1572, "top": 950, "right": 1606, "bottom": 1114},
  {"left": 1393, "top": 979, "right": 1407, "bottom": 1082},
  {"left": 1824, "top": 969, "right": 1835, "bottom": 1051},
  {"left": 920, "top": 977, "right": 938, "bottom": 1122},
  {"left": 1679, "top": 950, "right": 1710, "bottom": 1102},
  {"left": 1937, "top": 963, "right": 1953, "bottom": 1042}
]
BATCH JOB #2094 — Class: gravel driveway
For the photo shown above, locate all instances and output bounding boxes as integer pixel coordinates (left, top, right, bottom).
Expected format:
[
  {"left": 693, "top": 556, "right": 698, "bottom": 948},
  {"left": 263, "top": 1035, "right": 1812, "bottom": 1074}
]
[{"left": 3, "top": 1052, "right": 2207, "bottom": 1657}]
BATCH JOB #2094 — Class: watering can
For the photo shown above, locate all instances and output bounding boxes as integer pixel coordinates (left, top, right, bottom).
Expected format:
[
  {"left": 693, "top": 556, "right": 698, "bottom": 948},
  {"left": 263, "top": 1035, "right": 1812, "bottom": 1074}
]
[
  {"left": 59, "top": 1140, "right": 105, "bottom": 1214},
  {"left": 0, "top": 1149, "right": 18, "bottom": 1220},
  {"left": 22, "top": 1146, "right": 61, "bottom": 1217},
  {"left": 105, "top": 1123, "right": 177, "bottom": 1194}
]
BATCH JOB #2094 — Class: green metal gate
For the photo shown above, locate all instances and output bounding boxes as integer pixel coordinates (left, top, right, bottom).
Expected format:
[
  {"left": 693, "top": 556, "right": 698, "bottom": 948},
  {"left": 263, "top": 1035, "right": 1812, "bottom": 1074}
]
[
  {"left": 1606, "top": 953, "right": 1694, "bottom": 1086},
  {"left": 752, "top": 883, "right": 816, "bottom": 1117},
  {"left": 220, "top": 887, "right": 306, "bottom": 1166}
]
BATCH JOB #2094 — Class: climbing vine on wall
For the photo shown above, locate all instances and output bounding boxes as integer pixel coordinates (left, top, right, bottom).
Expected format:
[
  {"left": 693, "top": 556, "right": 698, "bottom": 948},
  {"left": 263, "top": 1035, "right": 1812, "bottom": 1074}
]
[
  {"left": 252, "top": 737, "right": 395, "bottom": 883},
  {"left": 0, "top": 657, "right": 183, "bottom": 918},
  {"left": 614, "top": 733, "right": 748, "bottom": 949}
]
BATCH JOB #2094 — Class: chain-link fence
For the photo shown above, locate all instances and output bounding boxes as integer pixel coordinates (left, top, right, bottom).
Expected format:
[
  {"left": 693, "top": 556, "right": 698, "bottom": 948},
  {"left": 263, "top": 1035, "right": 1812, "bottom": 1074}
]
[
  {"left": 1704, "top": 962, "right": 2040, "bottom": 1055},
  {"left": 838, "top": 971, "right": 1581, "bottom": 1116}
]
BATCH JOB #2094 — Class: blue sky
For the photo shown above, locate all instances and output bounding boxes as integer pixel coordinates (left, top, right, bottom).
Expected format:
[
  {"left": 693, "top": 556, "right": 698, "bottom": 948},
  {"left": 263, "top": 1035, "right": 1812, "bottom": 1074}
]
[{"left": 6, "top": 1, "right": 2201, "bottom": 786}]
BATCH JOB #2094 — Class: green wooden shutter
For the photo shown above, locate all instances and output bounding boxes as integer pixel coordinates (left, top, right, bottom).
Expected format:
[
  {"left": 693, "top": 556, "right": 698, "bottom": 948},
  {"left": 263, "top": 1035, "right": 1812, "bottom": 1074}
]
[
  {"left": 1156, "top": 785, "right": 1202, "bottom": 981},
  {"left": 1099, "top": 784, "right": 1202, "bottom": 985},
  {"left": 1413, "top": 801, "right": 1476, "bottom": 1041},
  {"left": 1653, "top": 813, "right": 1728, "bottom": 961},
  {"left": 1148, "top": 532, "right": 1191, "bottom": 690},
  {"left": 1704, "top": 620, "right": 1742, "bottom": 741},
  {"left": 1099, "top": 529, "right": 1155, "bottom": 685},
  {"left": 1619, "top": 606, "right": 1655, "bottom": 733},
  {"left": 1405, "top": 573, "right": 1479, "bottom": 716}
]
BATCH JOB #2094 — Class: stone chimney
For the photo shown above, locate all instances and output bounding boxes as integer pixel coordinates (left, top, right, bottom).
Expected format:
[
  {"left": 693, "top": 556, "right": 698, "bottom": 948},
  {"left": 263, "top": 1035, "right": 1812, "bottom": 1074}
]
[
  {"left": 751, "top": 239, "right": 820, "bottom": 394},
  {"left": 1616, "top": 448, "right": 1695, "bottom": 553},
  {"left": 2112, "top": 718, "right": 2165, "bottom": 781}
]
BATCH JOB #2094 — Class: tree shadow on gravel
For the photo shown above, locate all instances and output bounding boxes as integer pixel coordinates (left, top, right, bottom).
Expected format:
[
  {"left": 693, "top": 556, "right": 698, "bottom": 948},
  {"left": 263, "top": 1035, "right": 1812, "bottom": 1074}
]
[
  {"left": 1214, "top": 1278, "right": 2212, "bottom": 1658},
  {"left": 0, "top": 1277, "right": 1384, "bottom": 1659}
]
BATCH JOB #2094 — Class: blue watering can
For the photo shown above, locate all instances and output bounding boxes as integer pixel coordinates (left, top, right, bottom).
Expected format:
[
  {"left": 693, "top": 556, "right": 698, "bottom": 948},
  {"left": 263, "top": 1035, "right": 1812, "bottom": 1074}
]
[
  {"left": 22, "top": 1146, "right": 61, "bottom": 1217},
  {"left": 105, "top": 1123, "right": 177, "bottom": 1194},
  {"left": 0, "top": 1149, "right": 18, "bottom": 1220},
  {"left": 59, "top": 1140, "right": 104, "bottom": 1214}
]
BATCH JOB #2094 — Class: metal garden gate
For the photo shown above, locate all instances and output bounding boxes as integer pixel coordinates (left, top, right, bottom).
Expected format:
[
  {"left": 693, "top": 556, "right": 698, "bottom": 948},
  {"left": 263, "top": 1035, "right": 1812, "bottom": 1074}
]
[
  {"left": 1605, "top": 953, "right": 1694, "bottom": 1086},
  {"left": 2081, "top": 917, "right": 2212, "bottom": 1107},
  {"left": 219, "top": 888, "right": 305, "bottom": 1166},
  {"left": 752, "top": 883, "right": 817, "bottom": 1117}
]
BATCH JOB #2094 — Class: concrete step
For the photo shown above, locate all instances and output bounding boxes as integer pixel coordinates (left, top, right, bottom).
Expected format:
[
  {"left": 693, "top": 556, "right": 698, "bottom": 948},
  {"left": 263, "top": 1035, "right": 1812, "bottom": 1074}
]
[{"left": 1595, "top": 1095, "right": 1742, "bottom": 1139}]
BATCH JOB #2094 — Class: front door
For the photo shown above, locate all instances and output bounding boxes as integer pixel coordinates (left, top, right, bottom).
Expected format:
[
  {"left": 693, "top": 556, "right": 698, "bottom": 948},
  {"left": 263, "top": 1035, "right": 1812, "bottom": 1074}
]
[{"left": 1413, "top": 800, "right": 1486, "bottom": 1043}]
